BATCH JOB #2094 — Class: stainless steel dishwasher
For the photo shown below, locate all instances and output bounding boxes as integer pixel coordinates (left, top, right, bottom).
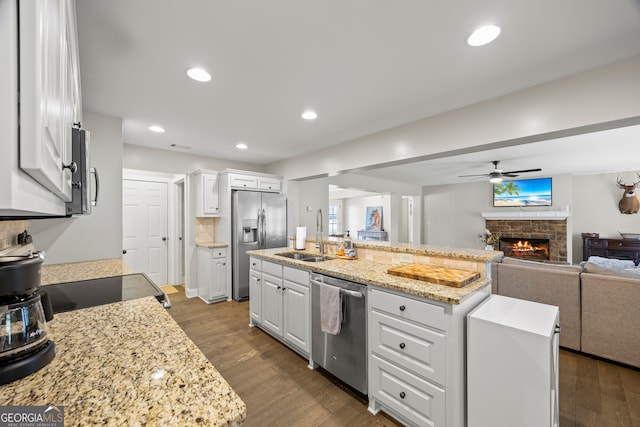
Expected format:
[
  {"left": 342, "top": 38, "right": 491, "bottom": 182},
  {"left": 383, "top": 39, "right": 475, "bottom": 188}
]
[{"left": 310, "top": 272, "right": 367, "bottom": 395}]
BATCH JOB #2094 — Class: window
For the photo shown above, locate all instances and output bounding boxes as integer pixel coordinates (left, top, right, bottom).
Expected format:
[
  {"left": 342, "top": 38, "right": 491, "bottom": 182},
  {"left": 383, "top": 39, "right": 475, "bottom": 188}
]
[{"left": 328, "top": 200, "right": 342, "bottom": 235}]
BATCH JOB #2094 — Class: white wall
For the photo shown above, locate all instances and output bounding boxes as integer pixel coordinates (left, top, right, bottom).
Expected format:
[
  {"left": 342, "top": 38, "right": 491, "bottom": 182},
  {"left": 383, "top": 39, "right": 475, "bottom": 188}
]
[
  {"left": 297, "top": 178, "right": 329, "bottom": 238},
  {"left": 571, "top": 171, "right": 640, "bottom": 263},
  {"left": 343, "top": 194, "right": 391, "bottom": 238},
  {"left": 423, "top": 175, "right": 574, "bottom": 248},
  {"left": 421, "top": 172, "right": 640, "bottom": 263},
  {"left": 123, "top": 143, "right": 266, "bottom": 175},
  {"left": 30, "top": 113, "right": 123, "bottom": 264}
]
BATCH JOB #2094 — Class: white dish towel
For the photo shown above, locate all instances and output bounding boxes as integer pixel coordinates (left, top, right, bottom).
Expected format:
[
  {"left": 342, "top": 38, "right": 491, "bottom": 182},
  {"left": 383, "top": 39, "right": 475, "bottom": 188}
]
[{"left": 320, "top": 283, "right": 342, "bottom": 335}]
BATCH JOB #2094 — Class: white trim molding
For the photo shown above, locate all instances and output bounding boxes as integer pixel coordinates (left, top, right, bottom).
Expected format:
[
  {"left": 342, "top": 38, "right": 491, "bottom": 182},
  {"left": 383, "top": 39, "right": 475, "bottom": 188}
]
[{"left": 482, "top": 211, "right": 570, "bottom": 220}]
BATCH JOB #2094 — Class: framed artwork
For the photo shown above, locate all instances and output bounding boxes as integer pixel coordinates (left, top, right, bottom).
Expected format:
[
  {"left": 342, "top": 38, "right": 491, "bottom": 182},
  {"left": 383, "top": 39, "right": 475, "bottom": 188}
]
[{"left": 365, "top": 206, "right": 383, "bottom": 231}]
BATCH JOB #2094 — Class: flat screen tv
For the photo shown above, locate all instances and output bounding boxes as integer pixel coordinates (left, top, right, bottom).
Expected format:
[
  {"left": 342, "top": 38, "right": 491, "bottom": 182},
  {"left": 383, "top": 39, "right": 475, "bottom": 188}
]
[{"left": 493, "top": 177, "right": 552, "bottom": 207}]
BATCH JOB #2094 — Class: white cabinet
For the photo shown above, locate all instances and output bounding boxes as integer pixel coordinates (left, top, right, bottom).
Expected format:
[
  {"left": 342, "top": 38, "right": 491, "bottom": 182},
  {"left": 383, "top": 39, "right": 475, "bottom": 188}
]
[
  {"left": 228, "top": 172, "right": 281, "bottom": 193},
  {"left": 283, "top": 267, "right": 311, "bottom": 354},
  {"left": 197, "top": 247, "right": 227, "bottom": 303},
  {"left": 0, "top": 0, "right": 81, "bottom": 216},
  {"left": 252, "top": 259, "right": 311, "bottom": 356},
  {"left": 249, "top": 257, "right": 262, "bottom": 324},
  {"left": 467, "top": 295, "right": 560, "bottom": 427},
  {"left": 368, "top": 285, "right": 489, "bottom": 427},
  {"left": 193, "top": 171, "right": 219, "bottom": 216},
  {"left": 261, "top": 263, "right": 284, "bottom": 336},
  {"left": 19, "top": 0, "right": 80, "bottom": 201}
]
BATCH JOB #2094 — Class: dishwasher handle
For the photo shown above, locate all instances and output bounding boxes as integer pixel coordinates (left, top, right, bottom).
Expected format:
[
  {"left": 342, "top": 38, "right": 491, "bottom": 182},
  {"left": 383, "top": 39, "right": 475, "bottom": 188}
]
[{"left": 310, "top": 279, "right": 364, "bottom": 298}]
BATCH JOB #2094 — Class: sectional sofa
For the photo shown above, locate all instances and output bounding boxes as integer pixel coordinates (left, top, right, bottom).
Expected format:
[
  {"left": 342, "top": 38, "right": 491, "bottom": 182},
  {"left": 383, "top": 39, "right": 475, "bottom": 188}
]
[{"left": 491, "top": 256, "right": 640, "bottom": 368}]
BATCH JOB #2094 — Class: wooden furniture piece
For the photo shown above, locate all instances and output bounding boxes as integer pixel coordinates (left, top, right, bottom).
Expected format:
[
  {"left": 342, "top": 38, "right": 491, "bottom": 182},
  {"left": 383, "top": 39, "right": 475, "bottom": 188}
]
[{"left": 582, "top": 237, "right": 640, "bottom": 264}]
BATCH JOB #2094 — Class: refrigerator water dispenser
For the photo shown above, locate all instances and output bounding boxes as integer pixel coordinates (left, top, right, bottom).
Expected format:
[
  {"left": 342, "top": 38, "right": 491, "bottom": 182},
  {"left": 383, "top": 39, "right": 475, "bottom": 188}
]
[{"left": 242, "top": 219, "right": 258, "bottom": 243}]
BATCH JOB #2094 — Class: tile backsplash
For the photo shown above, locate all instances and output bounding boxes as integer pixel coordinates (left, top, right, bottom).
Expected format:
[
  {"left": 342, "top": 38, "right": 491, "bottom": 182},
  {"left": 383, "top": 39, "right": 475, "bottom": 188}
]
[
  {"left": 195, "top": 217, "right": 219, "bottom": 243},
  {"left": 0, "top": 220, "right": 31, "bottom": 252}
]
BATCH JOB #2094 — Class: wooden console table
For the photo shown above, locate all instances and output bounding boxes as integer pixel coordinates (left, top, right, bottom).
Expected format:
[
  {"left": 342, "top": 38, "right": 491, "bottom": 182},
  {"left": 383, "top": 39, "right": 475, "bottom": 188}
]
[{"left": 583, "top": 237, "right": 640, "bottom": 264}]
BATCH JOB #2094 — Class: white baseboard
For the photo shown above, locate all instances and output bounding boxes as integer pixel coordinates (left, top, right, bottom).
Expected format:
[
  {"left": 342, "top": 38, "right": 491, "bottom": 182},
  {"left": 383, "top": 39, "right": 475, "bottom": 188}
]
[{"left": 185, "top": 287, "right": 198, "bottom": 298}]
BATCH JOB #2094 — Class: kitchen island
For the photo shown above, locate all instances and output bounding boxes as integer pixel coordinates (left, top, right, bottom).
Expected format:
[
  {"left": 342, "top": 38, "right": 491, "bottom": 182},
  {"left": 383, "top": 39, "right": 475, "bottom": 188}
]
[
  {"left": 248, "top": 242, "right": 499, "bottom": 304},
  {"left": 1, "top": 260, "right": 246, "bottom": 426},
  {"left": 247, "top": 243, "right": 500, "bottom": 427}
]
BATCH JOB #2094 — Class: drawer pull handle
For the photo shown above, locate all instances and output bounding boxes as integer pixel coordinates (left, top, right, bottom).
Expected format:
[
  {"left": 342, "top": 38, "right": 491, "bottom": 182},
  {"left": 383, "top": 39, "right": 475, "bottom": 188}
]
[
  {"left": 399, "top": 343, "right": 406, "bottom": 349},
  {"left": 399, "top": 391, "right": 406, "bottom": 399},
  {"left": 399, "top": 305, "right": 406, "bottom": 312}
]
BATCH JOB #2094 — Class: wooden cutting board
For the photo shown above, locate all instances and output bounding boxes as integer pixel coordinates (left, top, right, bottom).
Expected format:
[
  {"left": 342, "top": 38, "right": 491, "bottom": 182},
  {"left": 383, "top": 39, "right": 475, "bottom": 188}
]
[{"left": 387, "top": 263, "right": 480, "bottom": 288}]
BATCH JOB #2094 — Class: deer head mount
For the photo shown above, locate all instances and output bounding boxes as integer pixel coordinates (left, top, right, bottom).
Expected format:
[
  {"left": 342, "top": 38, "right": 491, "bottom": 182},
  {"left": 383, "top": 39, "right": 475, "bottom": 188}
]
[{"left": 617, "top": 174, "right": 640, "bottom": 214}]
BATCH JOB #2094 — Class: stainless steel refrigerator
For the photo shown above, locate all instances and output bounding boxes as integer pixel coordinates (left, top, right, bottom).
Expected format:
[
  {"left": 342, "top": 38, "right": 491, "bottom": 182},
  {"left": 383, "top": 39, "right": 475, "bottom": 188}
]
[{"left": 232, "top": 191, "right": 287, "bottom": 301}]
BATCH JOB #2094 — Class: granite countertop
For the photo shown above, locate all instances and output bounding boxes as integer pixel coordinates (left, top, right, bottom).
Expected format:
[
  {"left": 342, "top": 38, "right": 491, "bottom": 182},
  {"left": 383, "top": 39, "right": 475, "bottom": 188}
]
[
  {"left": 0, "top": 297, "right": 246, "bottom": 426},
  {"left": 40, "top": 258, "right": 131, "bottom": 285},
  {"left": 196, "top": 242, "right": 229, "bottom": 249},
  {"left": 288, "top": 236, "right": 503, "bottom": 262},
  {"left": 2, "top": 259, "right": 246, "bottom": 426},
  {"left": 247, "top": 248, "right": 491, "bottom": 304}
]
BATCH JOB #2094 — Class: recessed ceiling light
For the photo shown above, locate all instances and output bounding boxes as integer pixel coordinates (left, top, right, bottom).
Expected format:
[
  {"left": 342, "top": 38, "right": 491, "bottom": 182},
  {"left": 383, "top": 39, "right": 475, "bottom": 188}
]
[
  {"left": 301, "top": 110, "right": 318, "bottom": 120},
  {"left": 235, "top": 143, "right": 248, "bottom": 150},
  {"left": 148, "top": 125, "right": 165, "bottom": 133},
  {"left": 467, "top": 25, "right": 501, "bottom": 47},
  {"left": 186, "top": 67, "right": 212, "bottom": 82}
]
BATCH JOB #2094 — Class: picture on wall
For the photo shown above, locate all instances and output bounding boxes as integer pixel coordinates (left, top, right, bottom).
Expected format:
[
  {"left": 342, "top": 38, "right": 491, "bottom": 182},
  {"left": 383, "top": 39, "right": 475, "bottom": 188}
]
[
  {"left": 365, "top": 206, "right": 383, "bottom": 231},
  {"left": 493, "top": 177, "right": 552, "bottom": 207}
]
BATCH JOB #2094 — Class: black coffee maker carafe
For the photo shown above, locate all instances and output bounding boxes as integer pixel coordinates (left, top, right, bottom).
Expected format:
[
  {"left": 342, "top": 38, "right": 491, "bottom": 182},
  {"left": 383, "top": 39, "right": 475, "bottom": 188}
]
[{"left": 0, "top": 251, "right": 57, "bottom": 385}]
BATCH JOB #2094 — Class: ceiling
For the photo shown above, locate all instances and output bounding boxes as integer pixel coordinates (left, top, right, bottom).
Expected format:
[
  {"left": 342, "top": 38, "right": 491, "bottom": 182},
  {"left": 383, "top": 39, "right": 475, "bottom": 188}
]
[{"left": 76, "top": 1, "right": 640, "bottom": 173}]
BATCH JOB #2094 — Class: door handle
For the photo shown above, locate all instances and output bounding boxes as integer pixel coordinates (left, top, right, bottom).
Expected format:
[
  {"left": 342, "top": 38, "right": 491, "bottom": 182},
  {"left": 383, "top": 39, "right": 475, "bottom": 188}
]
[
  {"left": 123, "top": 250, "right": 127, "bottom": 254},
  {"left": 162, "top": 237, "right": 167, "bottom": 241}
]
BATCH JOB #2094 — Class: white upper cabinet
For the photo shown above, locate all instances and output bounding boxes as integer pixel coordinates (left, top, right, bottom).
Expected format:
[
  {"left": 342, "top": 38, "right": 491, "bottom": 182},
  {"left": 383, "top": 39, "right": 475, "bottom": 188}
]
[
  {"left": 192, "top": 171, "right": 220, "bottom": 216},
  {"left": 227, "top": 172, "right": 282, "bottom": 193},
  {"left": 0, "top": 0, "right": 81, "bottom": 216},
  {"left": 19, "top": 0, "right": 81, "bottom": 202}
]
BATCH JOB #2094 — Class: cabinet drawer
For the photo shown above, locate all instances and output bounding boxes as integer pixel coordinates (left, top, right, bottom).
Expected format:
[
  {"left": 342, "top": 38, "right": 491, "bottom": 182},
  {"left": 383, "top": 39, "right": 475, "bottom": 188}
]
[
  {"left": 262, "top": 260, "right": 283, "bottom": 277},
  {"left": 371, "top": 311, "right": 445, "bottom": 386},
  {"left": 605, "top": 250, "right": 637, "bottom": 260},
  {"left": 210, "top": 248, "right": 227, "bottom": 258},
  {"left": 258, "top": 178, "right": 281, "bottom": 192},
  {"left": 229, "top": 174, "right": 258, "bottom": 189},
  {"left": 249, "top": 257, "right": 262, "bottom": 271},
  {"left": 371, "top": 354, "right": 445, "bottom": 427},
  {"left": 606, "top": 239, "right": 640, "bottom": 249},
  {"left": 586, "top": 239, "right": 604, "bottom": 247},
  {"left": 283, "top": 266, "right": 309, "bottom": 285},
  {"left": 371, "top": 289, "right": 445, "bottom": 331}
]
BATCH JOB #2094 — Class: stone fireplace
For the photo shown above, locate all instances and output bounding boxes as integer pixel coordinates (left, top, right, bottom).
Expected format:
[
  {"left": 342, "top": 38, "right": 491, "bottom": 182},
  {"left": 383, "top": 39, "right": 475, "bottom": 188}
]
[{"left": 483, "top": 212, "right": 569, "bottom": 263}]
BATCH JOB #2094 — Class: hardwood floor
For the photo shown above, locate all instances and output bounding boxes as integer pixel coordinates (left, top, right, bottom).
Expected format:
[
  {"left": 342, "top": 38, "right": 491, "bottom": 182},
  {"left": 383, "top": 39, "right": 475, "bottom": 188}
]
[{"left": 168, "top": 287, "right": 640, "bottom": 426}]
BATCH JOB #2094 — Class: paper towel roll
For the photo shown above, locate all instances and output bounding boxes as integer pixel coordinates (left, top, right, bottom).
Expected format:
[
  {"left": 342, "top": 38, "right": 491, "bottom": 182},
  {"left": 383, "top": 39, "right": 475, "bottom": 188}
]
[{"left": 295, "top": 227, "right": 307, "bottom": 250}]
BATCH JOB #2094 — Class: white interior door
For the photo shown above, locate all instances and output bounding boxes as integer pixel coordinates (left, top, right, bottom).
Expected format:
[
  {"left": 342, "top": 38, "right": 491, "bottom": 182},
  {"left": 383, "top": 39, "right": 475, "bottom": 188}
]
[{"left": 123, "top": 179, "right": 168, "bottom": 285}]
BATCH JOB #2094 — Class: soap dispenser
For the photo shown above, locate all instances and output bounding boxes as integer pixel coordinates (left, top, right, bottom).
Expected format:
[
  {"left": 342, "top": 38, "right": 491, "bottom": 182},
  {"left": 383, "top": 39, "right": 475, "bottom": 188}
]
[{"left": 344, "top": 230, "right": 352, "bottom": 251}]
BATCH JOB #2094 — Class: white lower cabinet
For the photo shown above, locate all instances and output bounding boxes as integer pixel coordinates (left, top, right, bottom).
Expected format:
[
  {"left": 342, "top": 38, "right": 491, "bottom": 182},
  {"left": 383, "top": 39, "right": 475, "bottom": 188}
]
[
  {"left": 370, "top": 354, "right": 445, "bottom": 427},
  {"left": 249, "top": 258, "right": 262, "bottom": 324},
  {"left": 251, "top": 259, "right": 310, "bottom": 356},
  {"left": 197, "top": 247, "right": 227, "bottom": 303},
  {"left": 368, "top": 286, "right": 490, "bottom": 427}
]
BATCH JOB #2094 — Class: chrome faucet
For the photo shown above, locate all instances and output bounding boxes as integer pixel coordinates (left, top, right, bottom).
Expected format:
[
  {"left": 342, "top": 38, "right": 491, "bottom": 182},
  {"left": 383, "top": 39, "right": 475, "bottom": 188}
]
[{"left": 316, "top": 208, "right": 324, "bottom": 254}]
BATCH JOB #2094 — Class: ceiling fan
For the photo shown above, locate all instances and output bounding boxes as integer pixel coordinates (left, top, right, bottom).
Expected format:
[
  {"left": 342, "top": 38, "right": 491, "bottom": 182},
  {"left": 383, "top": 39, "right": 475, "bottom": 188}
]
[{"left": 458, "top": 160, "right": 542, "bottom": 183}]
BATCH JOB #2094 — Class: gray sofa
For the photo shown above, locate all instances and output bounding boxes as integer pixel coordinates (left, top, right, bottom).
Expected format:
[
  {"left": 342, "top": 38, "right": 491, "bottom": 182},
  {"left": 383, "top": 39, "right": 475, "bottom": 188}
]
[{"left": 492, "top": 257, "right": 640, "bottom": 368}]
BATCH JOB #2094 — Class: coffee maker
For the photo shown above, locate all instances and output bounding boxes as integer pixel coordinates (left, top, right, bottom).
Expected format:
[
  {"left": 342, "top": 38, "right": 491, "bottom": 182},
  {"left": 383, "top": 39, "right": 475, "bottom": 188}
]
[{"left": 0, "top": 251, "right": 56, "bottom": 385}]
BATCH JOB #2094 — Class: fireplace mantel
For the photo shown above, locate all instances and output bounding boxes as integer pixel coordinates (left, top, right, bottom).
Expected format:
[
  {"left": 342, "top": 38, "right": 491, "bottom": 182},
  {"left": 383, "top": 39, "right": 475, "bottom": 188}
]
[{"left": 481, "top": 211, "right": 569, "bottom": 220}]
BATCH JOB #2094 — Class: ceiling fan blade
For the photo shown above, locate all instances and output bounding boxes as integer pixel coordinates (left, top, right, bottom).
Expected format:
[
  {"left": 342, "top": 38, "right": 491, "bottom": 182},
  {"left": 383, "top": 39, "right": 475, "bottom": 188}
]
[
  {"left": 458, "top": 173, "right": 489, "bottom": 178},
  {"left": 501, "top": 168, "right": 542, "bottom": 174},
  {"left": 502, "top": 173, "right": 519, "bottom": 178}
]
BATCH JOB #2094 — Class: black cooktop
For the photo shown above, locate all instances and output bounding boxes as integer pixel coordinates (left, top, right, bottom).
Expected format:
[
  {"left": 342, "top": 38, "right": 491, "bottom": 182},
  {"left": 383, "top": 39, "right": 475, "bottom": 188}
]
[{"left": 45, "top": 273, "right": 168, "bottom": 313}]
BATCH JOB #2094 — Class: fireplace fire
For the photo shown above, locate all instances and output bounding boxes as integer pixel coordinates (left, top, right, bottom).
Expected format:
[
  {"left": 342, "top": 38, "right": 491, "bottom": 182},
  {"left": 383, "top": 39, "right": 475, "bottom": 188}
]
[{"left": 499, "top": 237, "right": 550, "bottom": 261}]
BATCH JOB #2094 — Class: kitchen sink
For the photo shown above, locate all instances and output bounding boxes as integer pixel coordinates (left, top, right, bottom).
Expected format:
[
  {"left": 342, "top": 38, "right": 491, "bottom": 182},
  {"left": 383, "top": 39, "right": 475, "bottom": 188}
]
[{"left": 275, "top": 252, "right": 332, "bottom": 262}]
